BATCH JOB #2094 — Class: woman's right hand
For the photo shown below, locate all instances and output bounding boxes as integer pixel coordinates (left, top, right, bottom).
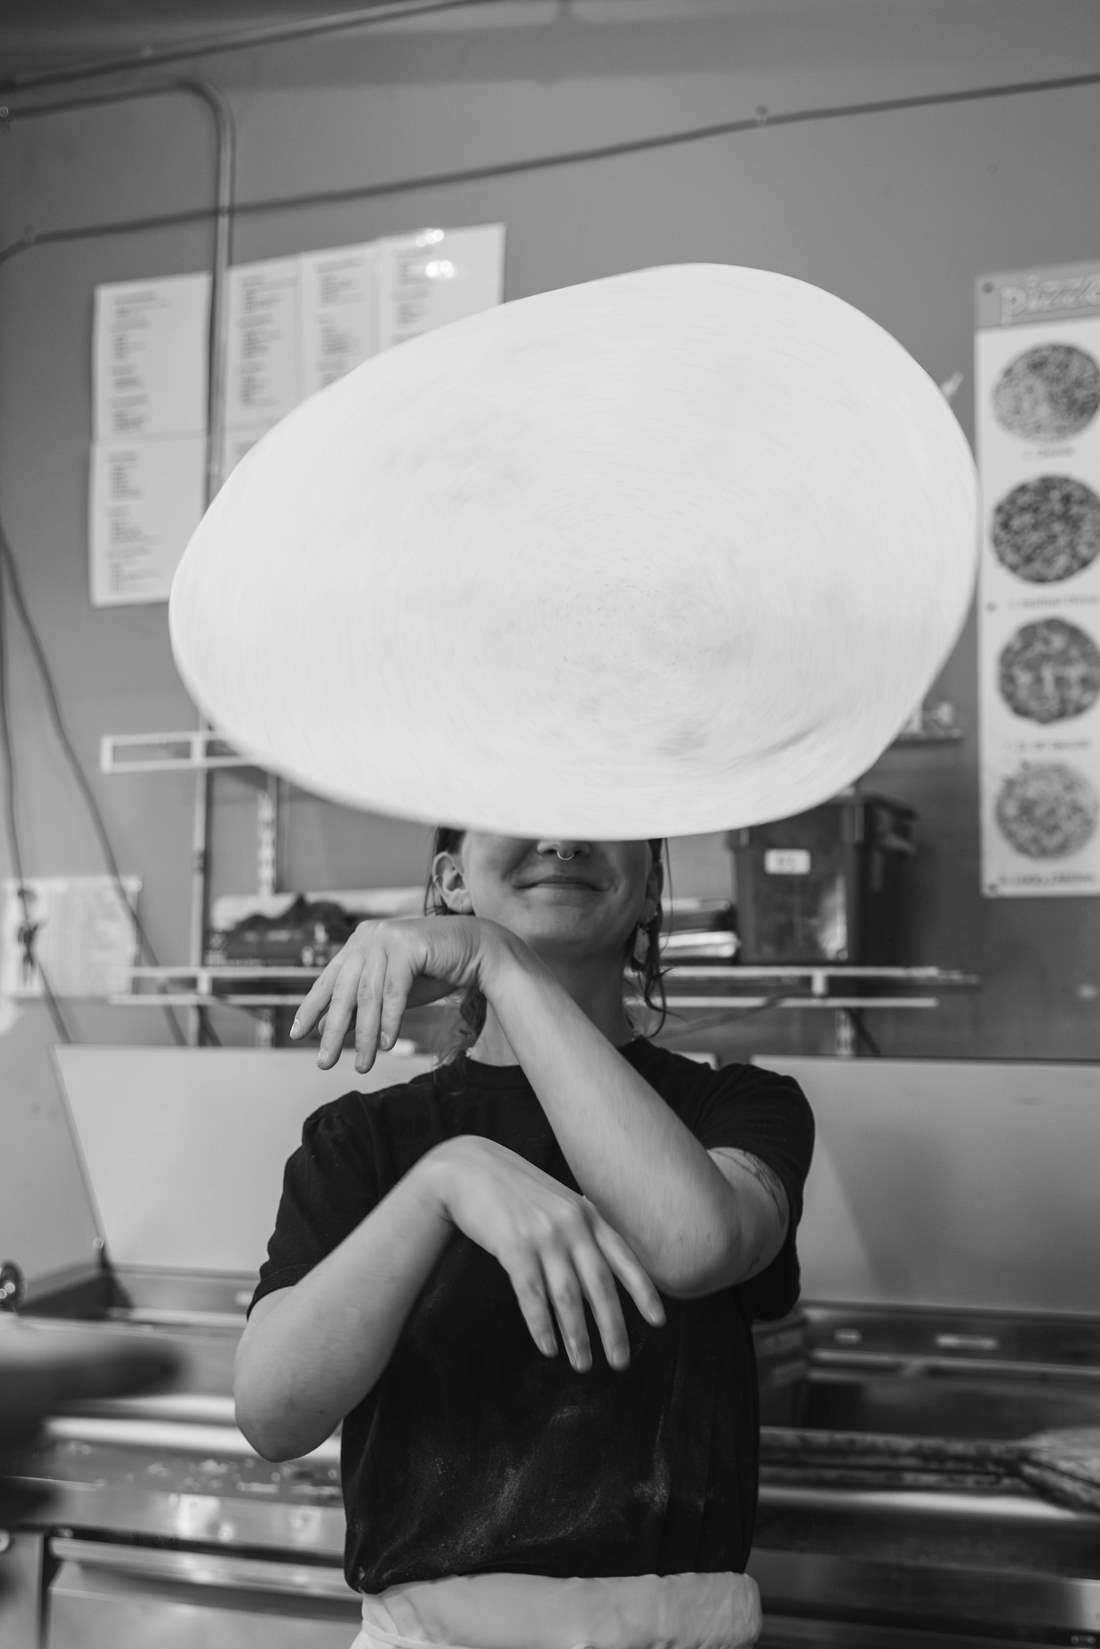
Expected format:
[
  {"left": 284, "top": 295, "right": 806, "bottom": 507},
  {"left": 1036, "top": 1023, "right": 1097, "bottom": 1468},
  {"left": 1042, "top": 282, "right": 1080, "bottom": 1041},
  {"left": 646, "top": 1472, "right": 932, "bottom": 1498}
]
[{"left": 423, "top": 1136, "right": 666, "bottom": 1373}]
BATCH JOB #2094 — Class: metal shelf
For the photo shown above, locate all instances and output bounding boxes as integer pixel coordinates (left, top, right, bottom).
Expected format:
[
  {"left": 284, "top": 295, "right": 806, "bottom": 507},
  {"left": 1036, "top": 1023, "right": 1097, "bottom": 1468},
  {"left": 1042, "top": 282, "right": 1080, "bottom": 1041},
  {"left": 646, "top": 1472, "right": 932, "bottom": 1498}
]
[
  {"left": 669, "top": 965, "right": 978, "bottom": 991},
  {"left": 101, "top": 730, "right": 258, "bottom": 776},
  {"left": 112, "top": 963, "right": 978, "bottom": 1015},
  {"left": 666, "top": 996, "right": 942, "bottom": 1011}
]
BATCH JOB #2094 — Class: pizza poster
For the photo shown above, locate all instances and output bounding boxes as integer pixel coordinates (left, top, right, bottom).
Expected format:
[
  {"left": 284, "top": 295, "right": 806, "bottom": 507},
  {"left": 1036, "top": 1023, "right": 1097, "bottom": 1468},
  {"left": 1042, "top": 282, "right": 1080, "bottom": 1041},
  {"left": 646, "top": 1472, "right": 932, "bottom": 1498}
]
[{"left": 975, "top": 260, "right": 1100, "bottom": 896}]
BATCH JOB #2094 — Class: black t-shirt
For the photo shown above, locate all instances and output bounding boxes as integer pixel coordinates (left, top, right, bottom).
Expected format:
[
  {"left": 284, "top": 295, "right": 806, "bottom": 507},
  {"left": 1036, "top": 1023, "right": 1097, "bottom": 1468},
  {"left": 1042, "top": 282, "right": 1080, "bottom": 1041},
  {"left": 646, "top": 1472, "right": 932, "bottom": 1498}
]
[{"left": 248, "top": 1038, "right": 814, "bottom": 1593}]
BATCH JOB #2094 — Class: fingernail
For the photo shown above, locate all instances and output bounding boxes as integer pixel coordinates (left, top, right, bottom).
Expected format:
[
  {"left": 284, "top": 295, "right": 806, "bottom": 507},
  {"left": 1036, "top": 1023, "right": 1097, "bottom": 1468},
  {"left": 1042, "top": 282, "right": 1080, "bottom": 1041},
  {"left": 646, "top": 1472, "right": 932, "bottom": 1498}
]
[
  {"left": 609, "top": 1349, "right": 629, "bottom": 1371},
  {"left": 290, "top": 1017, "right": 300, "bottom": 1037},
  {"left": 380, "top": 1032, "right": 392, "bottom": 1050}
]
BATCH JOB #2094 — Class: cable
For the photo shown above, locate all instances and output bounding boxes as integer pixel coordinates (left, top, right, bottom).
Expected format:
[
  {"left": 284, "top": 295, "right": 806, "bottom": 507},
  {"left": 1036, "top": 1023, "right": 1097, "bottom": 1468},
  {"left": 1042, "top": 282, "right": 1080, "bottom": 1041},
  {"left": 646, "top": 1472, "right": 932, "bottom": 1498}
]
[
  {"left": 0, "top": 538, "right": 73, "bottom": 1042},
  {"left": 0, "top": 0, "right": 485, "bottom": 93},
  {"left": 847, "top": 1009, "right": 883, "bottom": 1058},
  {"left": 0, "top": 516, "right": 192, "bottom": 1046},
  {"left": 4, "top": 65, "right": 1100, "bottom": 276}
]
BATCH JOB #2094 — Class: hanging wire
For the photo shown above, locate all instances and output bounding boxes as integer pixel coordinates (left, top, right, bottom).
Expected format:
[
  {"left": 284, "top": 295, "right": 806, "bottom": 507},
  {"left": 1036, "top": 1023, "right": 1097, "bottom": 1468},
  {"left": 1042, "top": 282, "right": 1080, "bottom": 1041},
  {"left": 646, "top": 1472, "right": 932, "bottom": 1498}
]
[
  {"left": 0, "top": 530, "right": 73, "bottom": 1042},
  {"left": 0, "top": 515, "right": 190, "bottom": 1046}
]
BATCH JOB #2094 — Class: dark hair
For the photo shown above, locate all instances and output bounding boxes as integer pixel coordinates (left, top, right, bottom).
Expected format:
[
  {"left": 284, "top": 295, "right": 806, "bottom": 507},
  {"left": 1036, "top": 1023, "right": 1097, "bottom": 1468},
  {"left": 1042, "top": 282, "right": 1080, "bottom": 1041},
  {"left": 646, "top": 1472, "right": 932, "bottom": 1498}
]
[{"left": 424, "top": 828, "right": 671, "bottom": 1067}]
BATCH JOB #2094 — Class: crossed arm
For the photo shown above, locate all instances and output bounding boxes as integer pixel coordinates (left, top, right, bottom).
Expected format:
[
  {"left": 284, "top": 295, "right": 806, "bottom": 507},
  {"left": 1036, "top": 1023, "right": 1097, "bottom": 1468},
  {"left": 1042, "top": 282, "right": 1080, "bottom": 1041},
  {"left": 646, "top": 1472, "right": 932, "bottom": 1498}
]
[{"left": 483, "top": 937, "right": 790, "bottom": 1301}]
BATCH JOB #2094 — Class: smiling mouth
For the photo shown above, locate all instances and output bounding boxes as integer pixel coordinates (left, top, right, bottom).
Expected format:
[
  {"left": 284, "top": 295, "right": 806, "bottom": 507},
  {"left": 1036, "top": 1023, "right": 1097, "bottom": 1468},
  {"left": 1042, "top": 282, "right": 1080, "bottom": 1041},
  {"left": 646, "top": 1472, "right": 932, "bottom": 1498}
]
[{"left": 523, "top": 878, "right": 600, "bottom": 890}]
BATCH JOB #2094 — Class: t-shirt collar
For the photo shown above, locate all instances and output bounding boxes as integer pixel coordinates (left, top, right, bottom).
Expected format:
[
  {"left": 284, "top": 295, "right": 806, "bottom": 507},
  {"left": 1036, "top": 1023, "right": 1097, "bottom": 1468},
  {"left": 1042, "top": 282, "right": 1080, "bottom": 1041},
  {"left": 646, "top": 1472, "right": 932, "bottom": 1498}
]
[{"left": 456, "top": 1035, "right": 658, "bottom": 1090}]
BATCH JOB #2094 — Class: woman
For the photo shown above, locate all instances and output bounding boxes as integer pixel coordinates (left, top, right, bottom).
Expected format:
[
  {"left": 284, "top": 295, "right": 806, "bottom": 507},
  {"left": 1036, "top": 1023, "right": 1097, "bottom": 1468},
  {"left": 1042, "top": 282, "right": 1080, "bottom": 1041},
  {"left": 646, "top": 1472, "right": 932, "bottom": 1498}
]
[{"left": 234, "top": 829, "right": 814, "bottom": 1649}]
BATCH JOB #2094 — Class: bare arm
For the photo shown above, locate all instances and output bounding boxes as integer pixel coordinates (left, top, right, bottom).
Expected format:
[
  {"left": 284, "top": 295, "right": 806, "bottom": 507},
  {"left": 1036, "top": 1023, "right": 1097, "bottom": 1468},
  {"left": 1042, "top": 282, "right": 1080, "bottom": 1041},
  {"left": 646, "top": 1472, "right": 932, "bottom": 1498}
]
[
  {"left": 482, "top": 937, "right": 788, "bottom": 1301},
  {"left": 234, "top": 1154, "right": 452, "bottom": 1462}
]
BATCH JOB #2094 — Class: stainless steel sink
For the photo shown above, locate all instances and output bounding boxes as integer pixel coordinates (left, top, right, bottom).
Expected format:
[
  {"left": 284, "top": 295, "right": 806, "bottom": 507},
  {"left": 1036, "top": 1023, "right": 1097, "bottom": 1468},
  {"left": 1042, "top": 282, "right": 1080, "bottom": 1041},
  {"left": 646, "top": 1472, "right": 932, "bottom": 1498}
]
[{"left": 796, "top": 1368, "right": 1100, "bottom": 1442}]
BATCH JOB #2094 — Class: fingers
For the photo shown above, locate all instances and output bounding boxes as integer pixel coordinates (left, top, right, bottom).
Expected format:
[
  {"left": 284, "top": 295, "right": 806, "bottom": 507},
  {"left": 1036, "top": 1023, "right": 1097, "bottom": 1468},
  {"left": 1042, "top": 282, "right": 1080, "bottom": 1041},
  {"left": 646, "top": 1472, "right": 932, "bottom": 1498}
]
[
  {"left": 589, "top": 1218, "right": 666, "bottom": 1331},
  {"left": 570, "top": 1241, "right": 632, "bottom": 1371},
  {"left": 289, "top": 956, "right": 341, "bottom": 1042},
  {"left": 539, "top": 1243, "right": 593, "bottom": 1371},
  {"left": 317, "top": 955, "right": 374, "bottom": 1068},
  {"left": 503, "top": 1209, "right": 666, "bottom": 1374},
  {"left": 377, "top": 956, "right": 413, "bottom": 1057},
  {"left": 503, "top": 1259, "right": 559, "bottom": 1361},
  {"left": 352, "top": 951, "right": 386, "bottom": 1072}
]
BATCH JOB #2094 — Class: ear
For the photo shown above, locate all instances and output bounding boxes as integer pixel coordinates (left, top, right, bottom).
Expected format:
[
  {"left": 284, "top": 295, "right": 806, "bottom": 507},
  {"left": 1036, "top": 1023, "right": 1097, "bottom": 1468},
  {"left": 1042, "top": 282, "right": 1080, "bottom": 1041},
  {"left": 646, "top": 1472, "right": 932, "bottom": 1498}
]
[{"left": 432, "top": 849, "right": 474, "bottom": 914}]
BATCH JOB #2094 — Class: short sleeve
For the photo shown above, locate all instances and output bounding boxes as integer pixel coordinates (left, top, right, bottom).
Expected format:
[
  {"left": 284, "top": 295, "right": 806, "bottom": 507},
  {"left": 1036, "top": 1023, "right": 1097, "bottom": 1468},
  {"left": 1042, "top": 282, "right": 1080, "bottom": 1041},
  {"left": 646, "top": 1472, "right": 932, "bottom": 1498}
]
[
  {"left": 688, "top": 1062, "right": 816, "bottom": 1321},
  {"left": 247, "top": 1097, "right": 380, "bottom": 1319}
]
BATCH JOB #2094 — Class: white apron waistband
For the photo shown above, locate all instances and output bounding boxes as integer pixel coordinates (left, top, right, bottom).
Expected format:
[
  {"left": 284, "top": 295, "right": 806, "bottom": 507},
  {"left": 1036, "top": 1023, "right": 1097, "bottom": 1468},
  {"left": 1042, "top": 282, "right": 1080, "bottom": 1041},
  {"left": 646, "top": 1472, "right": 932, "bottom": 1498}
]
[{"left": 351, "top": 1570, "right": 761, "bottom": 1649}]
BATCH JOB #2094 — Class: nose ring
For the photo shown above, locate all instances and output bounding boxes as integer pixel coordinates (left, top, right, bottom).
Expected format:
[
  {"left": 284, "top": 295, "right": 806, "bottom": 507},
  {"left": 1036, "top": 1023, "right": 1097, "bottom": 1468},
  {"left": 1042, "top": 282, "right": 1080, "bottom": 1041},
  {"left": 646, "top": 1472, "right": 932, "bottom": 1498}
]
[{"left": 555, "top": 849, "right": 577, "bottom": 862}]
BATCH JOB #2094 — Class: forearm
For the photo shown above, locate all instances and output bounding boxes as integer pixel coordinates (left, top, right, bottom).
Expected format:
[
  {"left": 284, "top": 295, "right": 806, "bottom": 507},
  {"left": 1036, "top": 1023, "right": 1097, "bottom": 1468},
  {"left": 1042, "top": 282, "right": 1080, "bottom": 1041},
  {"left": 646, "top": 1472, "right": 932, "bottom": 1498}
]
[
  {"left": 234, "top": 1154, "right": 452, "bottom": 1461},
  {"left": 482, "top": 940, "right": 738, "bottom": 1296}
]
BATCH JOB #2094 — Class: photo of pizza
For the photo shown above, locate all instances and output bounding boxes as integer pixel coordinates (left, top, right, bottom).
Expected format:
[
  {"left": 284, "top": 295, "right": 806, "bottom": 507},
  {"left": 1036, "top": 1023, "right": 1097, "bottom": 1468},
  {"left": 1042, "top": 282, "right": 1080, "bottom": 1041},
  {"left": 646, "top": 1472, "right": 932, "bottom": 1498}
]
[
  {"left": 998, "top": 617, "right": 1100, "bottom": 725},
  {"left": 991, "top": 475, "right": 1100, "bottom": 584},
  {"left": 992, "top": 342, "right": 1100, "bottom": 441},
  {"left": 994, "top": 762, "right": 1099, "bottom": 860}
]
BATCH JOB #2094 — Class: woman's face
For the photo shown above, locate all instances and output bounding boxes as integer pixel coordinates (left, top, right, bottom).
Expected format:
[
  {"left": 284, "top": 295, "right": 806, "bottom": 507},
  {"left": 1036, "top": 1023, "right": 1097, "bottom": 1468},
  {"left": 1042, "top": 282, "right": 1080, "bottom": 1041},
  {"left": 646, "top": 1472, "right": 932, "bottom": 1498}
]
[{"left": 433, "top": 834, "right": 661, "bottom": 963}]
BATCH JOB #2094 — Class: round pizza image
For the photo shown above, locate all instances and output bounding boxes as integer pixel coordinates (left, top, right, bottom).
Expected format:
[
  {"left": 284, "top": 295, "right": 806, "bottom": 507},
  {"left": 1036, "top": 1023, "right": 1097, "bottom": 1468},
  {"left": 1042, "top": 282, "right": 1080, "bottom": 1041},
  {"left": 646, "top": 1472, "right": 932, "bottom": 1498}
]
[
  {"left": 992, "top": 343, "right": 1100, "bottom": 441},
  {"left": 991, "top": 475, "right": 1100, "bottom": 584},
  {"left": 994, "top": 762, "right": 1099, "bottom": 860},
  {"left": 998, "top": 617, "right": 1100, "bottom": 724}
]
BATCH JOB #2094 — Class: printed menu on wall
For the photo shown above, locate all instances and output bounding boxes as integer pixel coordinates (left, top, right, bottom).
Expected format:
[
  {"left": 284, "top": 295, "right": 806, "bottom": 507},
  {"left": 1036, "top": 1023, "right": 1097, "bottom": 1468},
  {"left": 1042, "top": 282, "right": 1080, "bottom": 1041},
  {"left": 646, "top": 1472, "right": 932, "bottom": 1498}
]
[
  {"left": 90, "top": 274, "right": 210, "bottom": 608},
  {"left": 90, "top": 225, "right": 506, "bottom": 607},
  {"left": 975, "top": 259, "right": 1100, "bottom": 897},
  {"left": 376, "top": 224, "right": 506, "bottom": 350}
]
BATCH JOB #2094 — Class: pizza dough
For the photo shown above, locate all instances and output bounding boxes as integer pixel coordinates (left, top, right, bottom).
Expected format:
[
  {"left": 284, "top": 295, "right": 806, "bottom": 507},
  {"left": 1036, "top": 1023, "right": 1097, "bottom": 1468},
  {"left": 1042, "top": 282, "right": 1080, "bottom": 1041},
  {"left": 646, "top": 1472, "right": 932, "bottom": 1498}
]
[
  {"left": 169, "top": 263, "right": 978, "bottom": 838},
  {"left": 993, "top": 343, "right": 1100, "bottom": 442},
  {"left": 998, "top": 617, "right": 1100, "bottom": 724},
  {"left": 994, "top": 762, "right": 1099, "bottom": 859},
  {"left": 991, "top": 475, "right": 1100, "bottom": 584}
]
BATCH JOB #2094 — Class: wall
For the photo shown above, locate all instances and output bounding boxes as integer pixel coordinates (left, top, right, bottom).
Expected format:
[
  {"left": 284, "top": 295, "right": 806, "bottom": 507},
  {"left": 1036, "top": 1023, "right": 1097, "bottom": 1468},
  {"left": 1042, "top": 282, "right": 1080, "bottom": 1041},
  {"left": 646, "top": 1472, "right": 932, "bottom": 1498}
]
[{"left": 1, "top": 0, "right": 1099, "bottom": 1138}]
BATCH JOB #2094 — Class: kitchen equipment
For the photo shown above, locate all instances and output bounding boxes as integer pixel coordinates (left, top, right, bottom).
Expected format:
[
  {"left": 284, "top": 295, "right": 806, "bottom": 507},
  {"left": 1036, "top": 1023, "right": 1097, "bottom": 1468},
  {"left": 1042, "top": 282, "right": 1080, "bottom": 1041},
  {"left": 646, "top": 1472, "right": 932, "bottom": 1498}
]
[
  {"left": 744, "top": 1055, "right": 1100, "bottom": 1645},
  {"left": 727, "top": 793, "right": 916, "bottom": 964}
]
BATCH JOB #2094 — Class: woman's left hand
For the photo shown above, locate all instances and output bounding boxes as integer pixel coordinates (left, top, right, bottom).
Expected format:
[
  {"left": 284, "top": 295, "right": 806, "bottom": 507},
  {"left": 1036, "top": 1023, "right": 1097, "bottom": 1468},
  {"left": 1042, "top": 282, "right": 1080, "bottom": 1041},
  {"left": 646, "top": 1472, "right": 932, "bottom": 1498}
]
[{"left": 290, "top": 915, "right": 507, "bottom": 1071}]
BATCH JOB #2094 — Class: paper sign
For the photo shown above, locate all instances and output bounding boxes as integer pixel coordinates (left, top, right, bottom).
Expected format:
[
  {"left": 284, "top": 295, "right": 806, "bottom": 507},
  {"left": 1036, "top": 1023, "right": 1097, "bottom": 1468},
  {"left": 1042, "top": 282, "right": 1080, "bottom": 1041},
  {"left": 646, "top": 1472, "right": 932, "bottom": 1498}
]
[
  {"left": 224, "top": 257, "right": 304, "bottom": 429},
  {"left": 93, "top": 273, "right": 209, "bottom": 443},
  {"left": 300, "top": 244, "right": 379, "bottom": 397},
  {"left": 91, "top": 227, "right": 506, "bottom": 601},
  {"left": 1, "top": 877, "right": 142, "bottom": 999},
  {"left": 221, "top": 423, "right": 276, "bottom": 485},
  {"left": 89, "top": 435, "right": 207, "bottom": 607},
  {"left": 377, "top": 224, "right": 506, "bottom": 350},
  {"left": 975, "top": 261, "right": 1100, "bottom": 897}
]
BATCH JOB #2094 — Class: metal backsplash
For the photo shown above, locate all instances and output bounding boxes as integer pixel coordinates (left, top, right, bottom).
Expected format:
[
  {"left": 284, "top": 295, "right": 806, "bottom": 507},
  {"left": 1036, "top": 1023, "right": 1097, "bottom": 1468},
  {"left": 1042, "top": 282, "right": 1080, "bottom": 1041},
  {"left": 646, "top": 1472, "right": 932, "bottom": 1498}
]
[
  {"left": 756, "top": 1055, "right": 1100, "bottom": 1318},
  {"left": 51, "top": 1046, "right": 438, "bottom": 1277}
]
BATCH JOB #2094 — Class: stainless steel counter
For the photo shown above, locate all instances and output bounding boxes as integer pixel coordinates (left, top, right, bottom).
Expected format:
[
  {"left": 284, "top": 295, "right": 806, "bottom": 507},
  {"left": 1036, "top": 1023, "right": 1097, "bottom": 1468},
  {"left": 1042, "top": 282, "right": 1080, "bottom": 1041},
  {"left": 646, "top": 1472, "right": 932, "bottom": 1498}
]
[{"left": 6, "top": 1280, "right": 1100, "bottom": 1649}]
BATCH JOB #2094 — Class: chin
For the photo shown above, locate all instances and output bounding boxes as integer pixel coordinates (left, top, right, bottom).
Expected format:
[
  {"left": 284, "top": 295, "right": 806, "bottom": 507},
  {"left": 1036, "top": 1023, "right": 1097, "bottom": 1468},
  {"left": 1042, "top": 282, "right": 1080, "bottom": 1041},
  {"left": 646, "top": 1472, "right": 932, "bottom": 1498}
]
[{"left": 520, "top": 925, "right": 628, "bottom": 964}]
